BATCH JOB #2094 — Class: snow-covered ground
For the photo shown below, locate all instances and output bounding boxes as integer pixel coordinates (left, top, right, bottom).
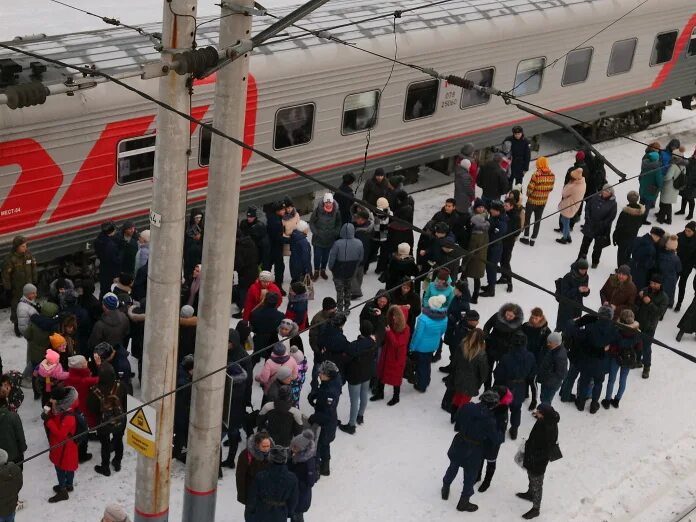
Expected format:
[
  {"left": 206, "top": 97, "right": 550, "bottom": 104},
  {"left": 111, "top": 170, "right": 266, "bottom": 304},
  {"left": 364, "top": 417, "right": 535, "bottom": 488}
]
[{"left": 2, "top": 106, "right": 696, "bottom": 521}]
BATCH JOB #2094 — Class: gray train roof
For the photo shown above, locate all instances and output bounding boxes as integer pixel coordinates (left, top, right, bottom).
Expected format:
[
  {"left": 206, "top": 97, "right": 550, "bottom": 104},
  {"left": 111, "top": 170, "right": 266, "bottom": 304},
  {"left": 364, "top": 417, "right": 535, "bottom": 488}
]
[{"left": 1, "top": 0, "right": 602, "bottom": 87}]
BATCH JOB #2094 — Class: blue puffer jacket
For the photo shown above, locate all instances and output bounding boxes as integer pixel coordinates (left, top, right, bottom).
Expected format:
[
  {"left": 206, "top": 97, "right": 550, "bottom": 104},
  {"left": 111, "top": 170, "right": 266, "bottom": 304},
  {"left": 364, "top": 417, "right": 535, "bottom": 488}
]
[
  {"left": 421, "top": 278, "right": 454, "bottom": 308},
  {"left": 289, "top": 230, "right": 312, "bottom": 281},
  {"left": 328, "top": 223, "right": 364, "bottom": 279},
  {"left": 410, "top": 306, "right": 448, "bottom": 353}
]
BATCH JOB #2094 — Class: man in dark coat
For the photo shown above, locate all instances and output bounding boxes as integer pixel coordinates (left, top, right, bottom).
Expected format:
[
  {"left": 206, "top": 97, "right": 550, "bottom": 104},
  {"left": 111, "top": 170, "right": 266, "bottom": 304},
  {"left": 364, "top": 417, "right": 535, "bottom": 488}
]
[
  {"left": 555, "top": 259, "right": 591, "bottom": 332},
  {"left": 250, "top": 293, "right": 285, "bottom": 364},
  {"left": 362, "top": 168, "right": 389, "bottom": 208},
  {"left": 307, "top": 360, "right": 342, "bottom": 477},
  {"left": 234, "top": 232, "right": 260, "bottom": 318},
  {"left": 517, "top": 403, "right": 560, "bottom": 520},
  {"left": 241, "top": 206, "right": 271, "bottom": 270},
  {"left": 676, "top": 221, "right": 696, "bottom": 311},
  {"left": 183, "top": 225, "right": 203, "bottom": 280},
  {"left": 0, "top": 397, "right": 27, "bottom": 464},
  {"left": 247, "top": 447, "right": 299, "bottom": 522},
  {"left": 635, "top": 274, "right": 668, "bottom": 378},
  {"left": 173, "top": 355, "right": 194, "bottom": 462},
  {"left": 334, "top": 173, "right": 357, "bottom": 224},
  {"left": 612, "top": 191, "right": 645, "bottom": 268},
  {"left": 599, "top": 265, "right": 638, "bottom": 319},
  {"left": 117, "top": 221, "right": 139, "bottom": 274},
  {"left": 477, "top": 156, "right": 509, "bottom": 202},
  {"left": 266, "top": 201, "right": 287, "bottom": 289},
  {"left": 328, "top": 223, "right": 364, "bottom": 314},
  {"left": 578, "top": 185, "right": 617, "bottom": 268},
  {"left": 288, "top": 228, "right": 312, "bottom": 284},
  {"left": 2, "top": 235, "right": 37, "bottom": 337},
  {"left": 88, "top": 293, "right": 130, "bottom": 351},
  {"left": 480, "top": 200, "right": 509, "bottom": 297},
  {"left": 482, "top": 302, "right": 524, "bottom": 385},
  {"left": 629, "top": 227, "right": 665, "bottom": 290},
  {"left": 441, "top": 390, "right": 499, "bottom": 513},
  {"left": 0, "top": 447, "right": 22, "bottom": 521},
  {"left": 257, "top": 386, "right": 303, "bottom": 447},
  {"left": 505, "top": 125, "right": 532, "bottom": 186},
  {"left": 431, "top": 199, "right": 468, "bottom": 244},
  {"left": 350, "top": 210, "right": 374, "bottom": 299},
  {"left": 94, "top": 222, "right": 122, "bottom": 300},
  {"left": 535, "top": 332, "right": 568, "bottom": 406}
]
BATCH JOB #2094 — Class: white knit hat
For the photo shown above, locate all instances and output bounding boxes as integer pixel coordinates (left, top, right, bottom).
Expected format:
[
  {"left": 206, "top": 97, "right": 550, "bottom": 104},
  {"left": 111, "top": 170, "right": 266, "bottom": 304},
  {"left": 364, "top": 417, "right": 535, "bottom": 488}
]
[
  {"left": 397, "top": 243, "right": 410, "bottom": 256},
  {"left": 376, "top": 197, "right": 389, "bottom": 210},
  {"left": 428, "top": 294, "right": 447, "bottom": 309},
  {"left": 297, "top": 220, "right": 309, "bottom": 234},
  {"left": 323, "top": 193, "right": 334, "bottom": 203},
  {"left": 459, "top": 158, "right": 471, "bottom": 170},
  {"left": 259, "top": 271, "right": 273, "bottom": 282}
]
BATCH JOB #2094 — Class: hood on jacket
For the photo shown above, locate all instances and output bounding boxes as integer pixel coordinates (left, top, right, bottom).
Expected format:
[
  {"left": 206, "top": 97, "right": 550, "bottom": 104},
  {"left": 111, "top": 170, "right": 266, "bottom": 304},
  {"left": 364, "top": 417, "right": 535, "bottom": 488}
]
[
  {"left": 621, "top": 204, "right": 645, "bottom": 216},
  {"left": 339, "top": 223, "right": 355, "bottom": 239},
  {"left": 496, "top": 303, "right": 524, "bottom": 330},
  {"left": 536, "top": 156, "right": 550, "bottom": 172},
  {"left": 101, "top": 309, "right": 125, "bottom": 326},
  {"left": 289, "top": 229, "right": 307, "bottom": 243},
  {"left": 54, "top": 386, "right": 78, "bottom": 413},
  {"left": 422, "top": 306, "right": 448, "bottom": 319},
  {"left": 40, "top": 301, "right": 59, "bottom": 318},
  {"left": 226, "top": 363, "right": 248, "bottom": 384}
]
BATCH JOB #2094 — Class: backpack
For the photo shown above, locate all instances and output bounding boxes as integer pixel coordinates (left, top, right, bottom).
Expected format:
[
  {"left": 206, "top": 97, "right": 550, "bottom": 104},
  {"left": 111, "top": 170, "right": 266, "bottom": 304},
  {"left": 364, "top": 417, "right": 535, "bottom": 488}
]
[
  {"left": 68, "top": 410, "right": 89, "bottom": 444},
  {"left": 554, "top": 277, "right": 563, "bottom": 303},
  {"left": 92, "top": 384, "right": 125, "bottom": 431},
  {"left": 673, "top": 168, "right": 687, "bottom": 191}
]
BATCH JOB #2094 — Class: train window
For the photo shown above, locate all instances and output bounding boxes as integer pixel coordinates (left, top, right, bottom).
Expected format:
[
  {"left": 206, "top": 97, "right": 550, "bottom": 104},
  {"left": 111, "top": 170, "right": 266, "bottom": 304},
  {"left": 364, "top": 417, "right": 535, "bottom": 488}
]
[
  {"left": 650, "top": 31, "right": 678, "bottom": 66},
  {"left": 117, "top": 135, "right": 156, "bottom": 185},
  {"left": 688, "top": 27, "right": 696, "bottom": 57},
  {"left": 562, "top": 47, "right": 593, "bottom": 86},
  {"left": 607, "top": 38, "right": 637, "bottom": 75},
  {"left": 460, "top": 67, "right": 495, "bottom": 109},
  {"left": 199, "top": 124, "right": 212, "bottom": 166},
  {"left": 511, "top": 57, "right": 545, "bottom": 96},
  {"left": 404, "top": 80, "right": 438, "bottom": 121},
  {"left": 274, "top": 104, "right": 315, "bottom": 150},
  {"left": 342, "top": 90, "right": 379, "bottom": 135}
]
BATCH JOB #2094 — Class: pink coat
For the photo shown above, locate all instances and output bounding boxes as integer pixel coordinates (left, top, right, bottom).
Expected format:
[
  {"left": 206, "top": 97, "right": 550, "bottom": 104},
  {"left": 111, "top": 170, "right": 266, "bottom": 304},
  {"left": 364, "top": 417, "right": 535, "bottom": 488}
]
[
  {"left": 558, "top": 178, "right": 586, "bottom": 218},
  {"left": 36, "top": 360, "right": 69, "bottom": 392},
  {"left": 255, "top": 356, "right": 299, "bottom": 392}
]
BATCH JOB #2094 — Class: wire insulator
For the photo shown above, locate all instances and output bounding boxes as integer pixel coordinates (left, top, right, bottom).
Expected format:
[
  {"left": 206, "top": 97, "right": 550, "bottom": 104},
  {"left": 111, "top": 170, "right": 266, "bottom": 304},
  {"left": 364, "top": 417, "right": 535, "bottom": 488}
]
[
  {"left": 5, "top": 81, "right": 49, "bottom": 109},
  {"left": 172, "top": 46, "right": 219, "bottom": 77},
  {"left": 444, "top": 75, "right": 474, "bottom": 90}
]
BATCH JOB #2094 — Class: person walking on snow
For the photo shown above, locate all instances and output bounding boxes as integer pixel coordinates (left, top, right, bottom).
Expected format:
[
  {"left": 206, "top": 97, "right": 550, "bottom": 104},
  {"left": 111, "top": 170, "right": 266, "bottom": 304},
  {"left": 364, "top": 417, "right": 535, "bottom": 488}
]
[
  {"left": 372, "top": 305, "right": 410, "bottom": 406},
  {"left": 309, "top": 194, "right": 342, "bottom": 281},
  {"left": 410, "top": 295, "right": 449, "bottom": 392},
  {"left": 327, "top": 223, "right": 364, "bottom": 314},
  {"left": 520, "top": 156, "right": 555, "bottom": 246},
  {"left": 612, "top": 191, "right": 645, "bottom": 268},
  {"left": 577, "top": 184, "right": 617, "bottom": 268},
  {"left": 556, "top": 168, "right": 586, "bottom": 245},
  {"left": 603, "top": 309, "right": 642, "bottom": 409},
  {"left": 307, "top": 360, "right": 342, "bottom": 477}
]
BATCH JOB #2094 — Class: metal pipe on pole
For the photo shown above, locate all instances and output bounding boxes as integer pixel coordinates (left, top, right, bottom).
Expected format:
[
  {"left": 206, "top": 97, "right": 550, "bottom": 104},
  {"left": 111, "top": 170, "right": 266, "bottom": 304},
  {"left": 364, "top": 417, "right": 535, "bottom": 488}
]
[
  {"left": 181, "top": 0, "right": 252, "bottom": 519},
  {"left": 133, "top": 1, "right": 198, "bottom": 521}
]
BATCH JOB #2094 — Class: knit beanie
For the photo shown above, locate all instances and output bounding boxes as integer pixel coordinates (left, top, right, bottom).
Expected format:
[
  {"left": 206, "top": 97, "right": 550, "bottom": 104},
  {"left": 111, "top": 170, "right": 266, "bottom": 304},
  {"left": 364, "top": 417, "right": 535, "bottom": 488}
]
[
  {"left": 428, "top": 295, "right": 447, "bottom": 309},
  {"left": 397, "top": 243, "right": 410, "bottom": 256},
  {"left": 49, "top": 333, "right": 66, "bottom": 350},
  {"left": 23, "top": 283, "right": 37, "bottom": 296},
  {"left": 259, "top": 271, "right": 273, "bottom": 282},
  {"left": 547, "top": 331, "right": 563, "bottom": 346},
  {"left": 459, "top": 158, "right": 471, "bottom": 170},
  {"left": 376, "top": 197, "right": 389, "bottom": 210},
  {"left": 45, "top": 349, "right": 60, "bottom": 365},
  {"left": 275, "top": 365, "right": 293, "bottom": 382},
  {"left": 103, "top": 504, "right": 131, "bottom": 522},
  {"left": 102, "top": 292, "right": 119, "bottom": 311},
  {"left": 68, "top": 355, "right": 87, "bottom": 369}
]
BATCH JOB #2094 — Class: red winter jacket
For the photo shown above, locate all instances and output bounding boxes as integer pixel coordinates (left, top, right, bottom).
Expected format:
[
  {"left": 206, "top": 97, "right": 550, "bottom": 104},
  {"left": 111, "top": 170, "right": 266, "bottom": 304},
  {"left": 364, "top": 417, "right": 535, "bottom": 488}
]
[
  {"left": 45, "top": 413, "right": 79, "bottom": 471},
  {"left": 377, "top": 325, "right": 411, "bottom": 386},
  {"left": 242, "top": 280, "right": 283, "bottom": 321},
  {"left": 64, "top": 368, "right": 99, "bottom": 428}
]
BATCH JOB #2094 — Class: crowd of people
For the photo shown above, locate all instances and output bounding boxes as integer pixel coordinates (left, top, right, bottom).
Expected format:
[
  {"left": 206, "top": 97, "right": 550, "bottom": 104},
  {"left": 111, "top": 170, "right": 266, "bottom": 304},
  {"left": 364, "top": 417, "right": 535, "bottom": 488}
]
[{"left": 0, "top": 126, "right": 695, "bottom": 520}]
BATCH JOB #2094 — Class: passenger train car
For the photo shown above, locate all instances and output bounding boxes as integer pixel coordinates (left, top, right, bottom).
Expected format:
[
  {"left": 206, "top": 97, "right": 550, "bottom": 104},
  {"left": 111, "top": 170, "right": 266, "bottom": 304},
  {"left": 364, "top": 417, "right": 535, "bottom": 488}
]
[{"left": 1, "top": 0, "right": 695, "bottom": 274}]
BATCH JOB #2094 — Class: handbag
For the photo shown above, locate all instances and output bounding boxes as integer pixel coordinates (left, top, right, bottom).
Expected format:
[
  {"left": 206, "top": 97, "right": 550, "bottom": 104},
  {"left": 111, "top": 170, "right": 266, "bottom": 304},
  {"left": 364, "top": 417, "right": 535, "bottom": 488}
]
[
  {"left": 303, "top": 274, "right": 315, "bottom": 301},
  {"left": 549, "top": 442, "right": 563, "bottom": 462},
  {"left": 514, "top": 441, "right": 526, "bottom": 468}
]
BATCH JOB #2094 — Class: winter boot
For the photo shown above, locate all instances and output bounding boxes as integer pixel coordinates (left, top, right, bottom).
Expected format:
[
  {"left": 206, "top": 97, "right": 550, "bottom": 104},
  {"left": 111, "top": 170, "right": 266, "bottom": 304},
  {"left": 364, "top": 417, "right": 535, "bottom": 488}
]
[
  {"left": 311, "top": 270, "right": 320, "bottom": 281},
  {"left": 338, "top": 422, "right": 356, "bottom": 435},
  {"left": 357, "top": 415, "right": 364, "bottom": 425},
  {"left": 575, "top": 398, "right": 586, "bottom": 411},
  {"left": 496, "top": 276, "right": 510, "bottom": 284},
  {"left": 642, "top": 365, "right": 650, "bottom": 379},
  {"left": 528, "top": 399, "right": 538, "bottom": 411},
  {"left": 611, "top": 398, "right": 620, "bottom": 408},
  {"left": 675, "top": 302, "right": 682, "bottom": 312},
  {"left": 13, "top": 322, "right": 21, "bottom": 337},
  {"left": 439, "top": 364, "right": 452, "bottom": 373},
  {"left": 516, "top": 491, "right": 534, "bottom": 502},
  {"left": 319, "top": 459, "right": 331, "bottom": 476},
  {"left": 509, "top": 426, "right": 518, "bottom": 440},
  {"left": 555, "top": 238, "right": 569, "bottom": 245},
  {"left": 53, "top": 485, "right": 74, "bottom": 493},
  {"left": 677, "top": 330, "right": 685, "bottom": 342},
  {"left": 560, "top": 393, "right": 576, "bottom": 403},
  {"left": 94, "top": 464, "right": 111, "bottom": 477},
  {"left": 441, "top": 484, "right": 450, "bottom": 500},
  {"left": 222, "top": 438, "right": 239, "bottom": 468},
  {"left": 523, "top": 507, "right": 541, "bottom": 519},
  {"left": 291, "top": 514, "right": 305, "bottom": 522},
  {"left": 387, "top": 386, "right": 401, "bottom": 406},
  {"left": 112, "top": 459, "right": 121, "bottom": 472},
  {"left": 370, "top": 383, "right": 385, "bottom": 401},
  {"left": 479, "top": 286, "right": 495, "bottom": 298},
  {"left": 432, "top": 348, "right": 442, "bottom": 363},
  {"left": 456, "top": 496, "right": 478, "bottom": 512},
  {"left": 589, "top": 401, "right": 600, "bottom": 414},
  {"left": 601, "top": 399, "right": 611, "bottom": 410},
  {"left": 320, "top": 269, "right": 328, "bottom": 280},
  {"left": 48, "top": 488, "right": 69, "bottom": 503},
  {"left": 519, "top": 238, "right": 534, "bottom": 246},
  {"left": 507, "top": 281, "right": 513, "bottom": 293},
  {"left": 478, "top": 462, "right": 496, "bottom": 492}
]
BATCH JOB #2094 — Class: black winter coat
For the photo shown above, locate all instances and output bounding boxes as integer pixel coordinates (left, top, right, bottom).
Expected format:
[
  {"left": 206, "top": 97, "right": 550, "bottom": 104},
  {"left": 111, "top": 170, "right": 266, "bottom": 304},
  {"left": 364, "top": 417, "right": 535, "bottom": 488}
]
[
  {"left": 266, "top": 212, "right": 284, "bottom": 255},
  {"left": 448, "top": 402, "right": 498, "bottom": 467},
  {"left": 251, "top": 305, "right": 284, "bottom": 354},
  {"left": 240, "top": 218, "right": 271, "bottom": 267},
  {"left": 431, "top": 208, "right": 468, "bottom": 241},
  {"left": 678, "top": 230, "right": 696, "bottom": 269},
  {"left": 288, "top": 230, "right": 312, "bottom": 282},
  {"left": 681, "top": 157, "right": 696, "bottom": 200},
  {"left": 308, "top": 376, "right": 342, "bottom": 442},
  {"left": 445, "top": 294, "right": 471, "bottom": 346},
  {"left": 451, "top": 351, "right": 489, "bottom": 397},
  {"left": 521, "top": 321, "right": 551, "bottom": 363},
  {"left": 385, "top": 255, "right": 418, "bottom": 292},
  {"left": 523, "top": 412, "right": 559, "bottom": 475},
  {"left": 235, "top": 235, "right": 260, "bottom": 287},
  {"left": 289, "top": 455, "right": 317, "bottom": 515},
  {"left": 536, "top": 346, "right": 568, "bottom": 389},
  {"left": 343, "top": 336, "right": 377, "bottom": 385},
  {"left": 248, "top": 463, "right": 299, "bottom": 522},
  {"left": 359, "top": 294, "right": 390, "bottom": 347},
  {"left": 94, "top": 232, "right": 122, "bottom": 290},
  {"left": 505, "top": 134, "right": 531, "bottom": 178},
  {"left": 555, "top": 262, "right": 590, "bottom": 331},
  {"left": 389, "top": 289, "right": 420, "bottom": 335},
  {"left": 334, "top": 183, "right": 355, "bottom": 224},
  {"left": 582, "top": 193, "right": 617, "bottom": 239},
  {"left": 257, "top": 399, "right": 303, "bottom": 447},
  {"left": 477, "top": 160, "right": 509, "bottom": 199},
  {"left": 612, "top": 204, "right": 645, "bottom": 247},
  {"left": 657, "top": 250, "right": 681, "bottom": 304},
  {"left": 483, "top": 303, "right": 524, "bottom": 362},
  {"left": 362, "top": 177, "right": 390, "bottom": 207},
  {"left": 183, "top": 237, "right": 203, "bottom": 279},
  {"left": 635, "top": 287, "right": 668, "bottom": 332},
  {"left": 630, "top": 234, "right": 657, "bottom": 289},
  {"left": 494, "top": 346, "right": 536, "bottom": 406}
]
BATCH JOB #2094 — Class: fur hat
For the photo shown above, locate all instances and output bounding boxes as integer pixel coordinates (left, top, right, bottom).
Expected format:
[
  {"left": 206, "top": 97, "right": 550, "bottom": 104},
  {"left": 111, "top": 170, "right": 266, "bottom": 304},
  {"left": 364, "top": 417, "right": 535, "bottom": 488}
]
[
  {"left": 49, "top": 333, "right": 66, "bottom": 350},
  {"left": 22, "top": 283, "right": 37, "bottom": 296},
  {"left": 259, "top": 270, "right": 273, "bottom": 282},
  {"left": 547, "top": 331, "right": 562, "bottom": 347},
  {"left": 397, "top": 243, "right": 411, "bottom": 256},
  {"left": 180, "top": 305, "right": 195, "bottom": 318},
  {"left": 376, "top": 197, "right": 389, "bottom": 210},
  {"left": 103, "top": 504, "right": 131, "bottom": 522},
  {"left": 428, "top": 295, "right": 447, "bottom": 309},
  {"left": 617, "top": 264, "right": 631, "bottom": 276},
  {"left": 472, "top": 198, "right": 486, "bottom": 211},
  {"left": 290, "top": 429, "right": 316, "bottom": 454},
  {"left": 650, "top": 227, "right": 665, "bottom": 238},
  {"left": 45, "top": 349, "right": 60, "bottom": 365},
  {"left": 278, "top": 318, "right": 298, "bottom": 335},
  {"left": 479, "top": 389, "right": 500, "bottom": 407},
  {"left": 666, "top": 234, "right": 678, "bottom": 251},
  {"left": 68, "top": 355, "right": 88, "bottom": 369},
  {"left": 619, "top": 309, "right": 635, "bottom": 325},
  {"left": 269, "top": 446, "right": 288, "bottom": 464},
  {"left": 275, "top": 365, "right": 293, "bottom": 382},
  {"left": 459, "top": 158, "right": 471, "bottom": 170},
  {"left": 102, "top": 292, "right": 119, "bottom": 311},
  {"left": 649, "top": 272, "right": 663, "bottom": 284},
  {"left": 597, "top": 305, "right": 614, "bottom": 320},
  {"left": 627, "top": 191, "right": 640, "bottom": 204},
  {"left": 318, "top": 360, "right": 339, "bottom": 379},
  {"left": 323, "top": 193, "right": 334, "bottom": 204}
]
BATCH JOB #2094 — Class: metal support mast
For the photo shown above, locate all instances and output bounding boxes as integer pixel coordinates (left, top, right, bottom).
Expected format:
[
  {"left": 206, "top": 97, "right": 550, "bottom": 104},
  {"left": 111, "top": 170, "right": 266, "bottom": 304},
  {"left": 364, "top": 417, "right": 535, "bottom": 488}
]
[
  {"left": 134, "top": 0, "right": 198, "bottom": 521},
  {"left": 181, "top": 0, "right": 253, "bottom": 520}
]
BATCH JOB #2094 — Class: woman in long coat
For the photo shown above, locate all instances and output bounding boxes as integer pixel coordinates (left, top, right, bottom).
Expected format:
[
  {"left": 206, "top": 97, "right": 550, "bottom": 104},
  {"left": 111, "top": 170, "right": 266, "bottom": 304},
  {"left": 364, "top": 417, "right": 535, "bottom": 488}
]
[
  {"left": 288, "top": 430, "right": 318, "bottom": 522},
  {"left": 373, "top": 305, "right": 410, "bottom": 405},
  {"left": 463, "top": 214, "right": 489, "bottom": 303}
]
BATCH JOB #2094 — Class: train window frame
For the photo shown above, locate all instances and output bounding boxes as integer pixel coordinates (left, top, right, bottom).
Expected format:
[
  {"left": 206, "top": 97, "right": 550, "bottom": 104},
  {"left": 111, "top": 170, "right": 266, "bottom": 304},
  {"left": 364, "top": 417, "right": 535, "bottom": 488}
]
[
  {"left": 607, "top": 38, "right": 638, "bottom": 76},
  {"left": 687, "top": 27, "right": 696, "bottom": 57},
  {"left": 341, "top": 90, "right": 380, "bottom": 136},
  {"left": 273, "top": 103, "right": 316, "bottom": 151},
  {"left": 403, "top": 79, "right": 439, "bottom": 122},
  {"left": 650, "top": 30, "right": 678, "bottom": 66},
  {"left": 198, "top": 121, "right": 212, "bottom": 167},
  {"left": 511, "top": 56, "right": 546, "bottom": 97},
  {"left": 116, "top": 133, "right": 156, "bottom": 186},
  {"left": 561, "top": 47, "right": 593, "bottom": 86},
  {"left": 460, "top": 67, "right": 495, "bottom": 109}
]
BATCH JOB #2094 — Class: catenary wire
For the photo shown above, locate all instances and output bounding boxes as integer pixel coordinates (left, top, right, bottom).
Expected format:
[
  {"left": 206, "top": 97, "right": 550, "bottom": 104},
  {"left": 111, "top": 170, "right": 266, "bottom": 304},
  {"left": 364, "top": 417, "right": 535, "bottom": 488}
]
[{"left": 4, "top": 41, "right": 693, "bottom": 464}]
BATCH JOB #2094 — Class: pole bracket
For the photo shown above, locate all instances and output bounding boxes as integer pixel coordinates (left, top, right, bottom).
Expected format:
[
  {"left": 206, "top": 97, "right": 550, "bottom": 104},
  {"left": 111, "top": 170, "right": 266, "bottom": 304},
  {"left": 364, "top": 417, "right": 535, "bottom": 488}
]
[{"left": 217, "top": 1, "right": 266, "bottom": 16}]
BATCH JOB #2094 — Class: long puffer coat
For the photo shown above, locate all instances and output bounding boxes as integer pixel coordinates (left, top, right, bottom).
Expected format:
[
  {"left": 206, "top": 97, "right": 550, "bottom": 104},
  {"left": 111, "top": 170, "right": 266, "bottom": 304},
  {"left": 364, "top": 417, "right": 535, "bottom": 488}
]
[
  {"left": 582, "top": 193, "right": 617, "bottom": 240},
  {"left": 463, "top": 229, "right": 489, "bottom": 279},
  {"left": 377, "top": 326, "right": 410, "bottom": 386},
  {"left": 612, "top": 204, "right": 645, "bottom": 248},
  {"left": 483, "top": 303, "right": 524, "bottom": 362},
  {"left": 410, "top": 307, "right": 448, "bottom": 353},
  {"left": 523, "top": 409, "right": 559, "bottom": 475},
  {"left": 451, "top": 350, "right": 489, "bottom": 397},
  {"left": 638, "top": 151, "right": 663, "bottom": 204}
]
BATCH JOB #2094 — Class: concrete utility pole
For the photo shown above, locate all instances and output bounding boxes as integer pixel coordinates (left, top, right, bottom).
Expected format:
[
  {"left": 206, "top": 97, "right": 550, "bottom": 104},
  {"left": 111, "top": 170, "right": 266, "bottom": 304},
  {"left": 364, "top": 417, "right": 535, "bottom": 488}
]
[
  {"left": 181, "top": 1, "right": 252, "bottom": 520},
  {"left": 134, "top": 1, "right": 198, "bottom": 521}
]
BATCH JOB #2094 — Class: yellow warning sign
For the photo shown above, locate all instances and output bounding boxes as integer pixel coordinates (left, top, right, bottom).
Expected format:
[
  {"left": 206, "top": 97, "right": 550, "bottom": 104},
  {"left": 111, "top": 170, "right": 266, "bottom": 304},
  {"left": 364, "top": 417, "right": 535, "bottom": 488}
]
[
  {"left": 129, "top": 408, "right": 152, "bottom": 435},
  {"left": 127, "top": 430, "right": 156, "bottom": 458}
]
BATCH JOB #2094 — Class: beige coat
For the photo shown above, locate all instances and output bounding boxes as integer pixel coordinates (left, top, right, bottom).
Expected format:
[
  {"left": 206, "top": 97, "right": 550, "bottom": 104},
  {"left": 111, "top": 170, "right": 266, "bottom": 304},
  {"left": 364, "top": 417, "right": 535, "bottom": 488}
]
[{"left": 558, "top": 178, "right": 586, "bottom": 218}]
